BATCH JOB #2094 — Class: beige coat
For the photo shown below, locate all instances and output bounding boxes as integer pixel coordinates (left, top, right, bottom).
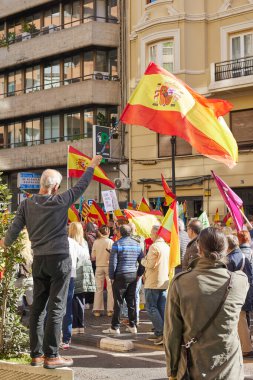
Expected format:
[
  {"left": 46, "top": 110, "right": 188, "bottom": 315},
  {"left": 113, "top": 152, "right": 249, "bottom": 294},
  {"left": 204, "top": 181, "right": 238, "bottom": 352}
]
[
  {"left": 141, "top": 237, "right": 169, "bottom": 289},
  {"left": 164, "top": 257, "right": 248, "bottom": 380},
  {"left": 91, "top": 236, "right": 113, "bottom": 267}
]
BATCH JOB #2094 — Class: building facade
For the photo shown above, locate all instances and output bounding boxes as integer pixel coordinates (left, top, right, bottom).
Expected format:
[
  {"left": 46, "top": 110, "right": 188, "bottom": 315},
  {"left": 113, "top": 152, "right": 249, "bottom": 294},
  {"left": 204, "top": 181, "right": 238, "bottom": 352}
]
[
  {"left": 127, "top": 0, "right": 253, "bottom": 219},
  {"left": 0, "top": 0, "right": 129, "bottom": 209}
]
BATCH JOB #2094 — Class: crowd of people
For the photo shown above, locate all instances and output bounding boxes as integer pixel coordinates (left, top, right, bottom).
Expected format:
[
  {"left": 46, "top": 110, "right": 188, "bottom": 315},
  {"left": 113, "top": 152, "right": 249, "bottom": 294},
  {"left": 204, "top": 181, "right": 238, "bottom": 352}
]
[{"left": 1, "top": 156, "right": 253, "bottom": 379}]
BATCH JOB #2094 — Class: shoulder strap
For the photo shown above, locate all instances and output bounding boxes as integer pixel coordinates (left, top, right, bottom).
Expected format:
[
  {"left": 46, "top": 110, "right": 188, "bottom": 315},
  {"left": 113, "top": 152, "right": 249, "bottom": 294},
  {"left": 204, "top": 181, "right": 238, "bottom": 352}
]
[
  {"left": 240, "top": 254, "right": 246, "bottom": 272},
  {"left": 183, "top": 272, "right": 233, "bottom": 348}
]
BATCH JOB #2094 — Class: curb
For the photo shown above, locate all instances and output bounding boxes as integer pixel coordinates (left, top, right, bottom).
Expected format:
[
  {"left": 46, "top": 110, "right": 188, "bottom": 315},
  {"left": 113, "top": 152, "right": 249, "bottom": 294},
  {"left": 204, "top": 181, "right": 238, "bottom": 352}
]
[
  {"left": 71, "top": 333, "right": 163, "bottom": 352},
  {"left": 71, "top": 333, "right": 134, "bottom": 352}
]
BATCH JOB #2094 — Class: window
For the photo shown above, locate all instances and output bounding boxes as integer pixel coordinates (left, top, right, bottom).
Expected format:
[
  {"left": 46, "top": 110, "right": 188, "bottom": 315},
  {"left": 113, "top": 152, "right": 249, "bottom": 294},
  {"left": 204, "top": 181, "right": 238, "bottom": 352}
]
[
  {"left": 83, "top": 51, "right": 94, "bottom": 77},
  {"left": 108, "top": 0, "right": 118, "bottom": 22},
  {"left": 25, "top": 118, "right": 40, "bottom": 146},
  {"left": 158, "top": 135, "right": 192, "bottom": 157},
  {"left": 96, "top": 0, "right": 106, "bottom": 22},
  {"left": 24, "top": 13, "right": 41, "bottom": 33},
  {"left": 230, "top": 109, "right": 253, "bottom": 149},
  {"left": 83, "top": 0, "right": 94, "bottom": 21},
  {"left": 64, "top": 112, "right": 81, "bottom": 140},
  {"left": 149, "top": 41, "right": 174, "bottom": 72},
  {"left": 44, "top": 115, "right": 60, "bottom": 144},
  {"left": 0, "top": 74, "right": 4, "bottom": 98},
  {"left": 95, "top": 50, "right": 108, "bottom": 73},
  {"left": 84, "top": 109, "right": 93, "bottom": 137},
  {"left": 0, "top": 125, "right": 4, "bottom": 148},
  {"left": 231, "top": 33, "right": 253, "bottom": 59},
  {"left": 44, "top": 60, "right": 60, "bottom": 89},
  {"left": 44, "top": 5, "right": 60, "bottom": 27},
  {"left": 7, "top": 122, "right": 22, "bottom": 147},
  {"left": 7, "top": 70, "right": 22, "bottom": 96},
  {"left": 64, "top": 1, "right": 81, "bottom": 28},
  {"left": 25, "top": 65, "right": 40, "bottom": 93},
  {"left": 64, "top": 55, "right": 81, "bottom": 84},
  {"left": 0, "top": 23, "right": 4, "bottom": 39},
  {"left": 8, "top": 17, "right": 22, "bottom": 35},
  {"left": 109, "top": 49, "right": 118, "bottom": 77}
]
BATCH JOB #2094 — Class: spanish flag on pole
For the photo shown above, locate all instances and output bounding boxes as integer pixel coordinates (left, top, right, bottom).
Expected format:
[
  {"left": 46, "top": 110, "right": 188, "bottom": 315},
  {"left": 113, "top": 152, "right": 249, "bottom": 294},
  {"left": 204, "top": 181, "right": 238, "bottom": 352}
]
[
  {"left": 213, "top": 208, "right": 220, "bottom": 223},
  {"left": 120, "top": 62, "right": 237, "bottom": 168},
  {"left": 67, "top": 146, "right": 115, "bottom": 188},
  {"left": 87, "top": 201, "right": 107, "bottom": 227},
  {"left": 158, "top": 200, "right": 180, "bottom": 280},
  {"left": 161, "top": 174, "right": 176, "bottom": 206},
  {"left": 137, "top": 197, "right": 151, "bottom": 213}
]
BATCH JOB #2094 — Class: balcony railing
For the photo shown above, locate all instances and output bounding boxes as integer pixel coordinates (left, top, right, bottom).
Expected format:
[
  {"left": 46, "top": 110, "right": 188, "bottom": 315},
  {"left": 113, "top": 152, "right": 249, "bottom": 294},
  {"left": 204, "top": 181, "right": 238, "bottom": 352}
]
[
  {"left": 0, "top": 16, "right": 119, "bottom": 48},
  {"left": 0, "top": 73, "right": 119, "bottom": 98},
  {"left": 215, "top": 56, "right": 253, "bottom": 81}
]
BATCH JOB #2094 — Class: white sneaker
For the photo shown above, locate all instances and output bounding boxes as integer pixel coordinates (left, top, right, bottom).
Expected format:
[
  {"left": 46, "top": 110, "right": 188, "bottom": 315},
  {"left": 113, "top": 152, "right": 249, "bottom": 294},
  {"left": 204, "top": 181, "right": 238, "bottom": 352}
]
[
  {"left": 126, "top": 325, "right": 137, "bottom": 334},
  {"left": 102, "top": 327, "right": 120, "bottom": 334}
]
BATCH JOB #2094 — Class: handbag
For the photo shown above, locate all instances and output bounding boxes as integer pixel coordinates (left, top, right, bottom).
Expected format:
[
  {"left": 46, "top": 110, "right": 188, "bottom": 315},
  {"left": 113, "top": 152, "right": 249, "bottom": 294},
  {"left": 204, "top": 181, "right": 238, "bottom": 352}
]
[{"left": 181, "top": 273, "right": 233, "bottom": 380}]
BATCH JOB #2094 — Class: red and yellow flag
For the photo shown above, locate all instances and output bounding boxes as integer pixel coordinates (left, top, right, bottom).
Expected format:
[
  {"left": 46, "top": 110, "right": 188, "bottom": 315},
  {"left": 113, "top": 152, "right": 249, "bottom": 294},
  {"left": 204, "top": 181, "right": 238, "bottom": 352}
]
[
  {"left": 120, "top": 62, "right": 237, "bottom": 168},
  {"left": 124, "top": 209, "right": 161, "bottom": 238},
  {"left": 81, "top": 201, "right": 90, "bottom": 221},
  {"left": 223, "top": 212, "right": 232, "bottom": 227},
  {"left": 137, "top": 197, "right": 151, "bottom": 213},
  {"left": 68, "top": 205, "right": 80, "bottom": 223},
  {"left": 161, "top": 174, "right": 176, "bottom": 206},
  {"left": 213, "top": 208, "right": 220, "bottom": 223},
  {"left": 67, "top": 146, "right": 115, "bottom": 188},
  {"left": 113, "top": 209, "right": 125, "bottom": 220},
  {"left": 158, "top": 200, "right": 180, "bottom": 279},
  {"left": 87, "top": 201, "right": 107, "bottom": 227}
]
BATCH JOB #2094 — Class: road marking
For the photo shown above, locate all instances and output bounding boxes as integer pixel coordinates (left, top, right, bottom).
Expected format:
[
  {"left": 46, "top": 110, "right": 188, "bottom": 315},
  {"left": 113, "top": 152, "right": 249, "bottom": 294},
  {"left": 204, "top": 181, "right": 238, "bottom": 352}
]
[{"left": 70, "top": 344, "right": 166, "bottom": 365}]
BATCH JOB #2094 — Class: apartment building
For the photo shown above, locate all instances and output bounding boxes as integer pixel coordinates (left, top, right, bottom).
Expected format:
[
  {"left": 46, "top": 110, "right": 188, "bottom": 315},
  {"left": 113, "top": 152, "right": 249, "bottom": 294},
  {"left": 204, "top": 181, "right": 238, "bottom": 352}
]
[
  {"left": 0, "top": 0, "right": 128, "bottom": 209},
  {"left": 127, "top": 0, "right": 253, "bottom": 219}
]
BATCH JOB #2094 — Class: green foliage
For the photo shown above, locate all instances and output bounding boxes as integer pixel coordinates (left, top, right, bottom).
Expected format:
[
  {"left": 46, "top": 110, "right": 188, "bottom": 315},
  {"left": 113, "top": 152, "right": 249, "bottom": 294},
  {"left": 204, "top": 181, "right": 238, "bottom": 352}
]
[
  {"left": 0, "top": 173, "right": 29, "bottom": 356},
  {"left": 0, "top": 32, "right": 16, "bottom": 48},
  {"left": 21, "top": 22, "right": 38, "bottom": 35}
]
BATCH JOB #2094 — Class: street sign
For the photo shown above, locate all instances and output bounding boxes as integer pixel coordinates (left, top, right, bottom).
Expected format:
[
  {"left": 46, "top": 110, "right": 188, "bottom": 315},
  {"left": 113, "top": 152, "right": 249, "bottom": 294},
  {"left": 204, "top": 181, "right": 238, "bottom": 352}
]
[
  {"left": 87, "top": 199, "right": 94, "bottom": 206},
  {"left": 17, "top": 172, "right": 41, "bottom": 189},
  {"left": 92, "top": 125, "right": 110, "bottom": 158}
]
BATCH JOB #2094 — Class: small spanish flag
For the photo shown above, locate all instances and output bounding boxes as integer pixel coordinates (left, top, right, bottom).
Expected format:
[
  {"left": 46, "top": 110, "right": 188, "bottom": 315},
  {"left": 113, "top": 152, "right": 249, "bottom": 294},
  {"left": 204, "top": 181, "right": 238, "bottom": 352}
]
[
  {"left": 87, "top": 201, "right": 107, "bottom": 227},
  {"left": 67, "top": 146, "right": 115, "bottom": 188},
  {"left": 161, "top": 174, "right": 176, "bottom": 206},
  {"left": 214, "top": 208, "right": 220, "bottom": 223},
  {"left": 113, "top": 209, "right": 125, "bottom": 220},
  {"left": 137, "top": 197, "right": 151, "bottom": 213},
  {"left": 68, "top": 205, "right": 80, "bottom": 223}
]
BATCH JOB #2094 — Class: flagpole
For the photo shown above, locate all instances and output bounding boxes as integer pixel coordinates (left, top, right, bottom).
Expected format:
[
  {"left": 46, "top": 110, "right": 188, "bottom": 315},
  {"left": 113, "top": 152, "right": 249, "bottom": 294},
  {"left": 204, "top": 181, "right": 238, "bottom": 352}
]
[
  {"left": 240, "top": 209, "right": 253, "bottom": 229},
  {"left": 171, "top": 136, "right": 176, "bottom": 194},
  {"left": 67, "top": 145, "right": 69, "bottom": 190}
]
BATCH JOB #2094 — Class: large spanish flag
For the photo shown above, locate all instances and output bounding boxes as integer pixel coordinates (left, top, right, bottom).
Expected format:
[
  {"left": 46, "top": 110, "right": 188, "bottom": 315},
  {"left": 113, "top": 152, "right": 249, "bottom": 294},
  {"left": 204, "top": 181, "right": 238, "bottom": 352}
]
[
  {"left": 120, "top": 62, "right": 237, "bottom": 168},
  {"left": 68, "top": 146, "right": 115, "bottom": 188},
  {"left": 124, "top": 209, "right": 161, "bottom": 238},
  {"left": 158, "top": 200, "right": 180, "bottom": 280}
]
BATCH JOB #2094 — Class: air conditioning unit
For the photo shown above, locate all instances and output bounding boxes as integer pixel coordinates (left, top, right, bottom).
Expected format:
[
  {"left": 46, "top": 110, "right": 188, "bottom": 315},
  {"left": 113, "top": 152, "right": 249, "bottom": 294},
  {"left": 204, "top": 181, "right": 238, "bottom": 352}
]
[
  {"left": 41, "top": 24, "right": 58, "bottom": 35},
  {"left": 114, "top": 177, "right": 131, "bottom": 190},
  {"left": 94, "top": 71, "right": 109, "bottom": 80}
]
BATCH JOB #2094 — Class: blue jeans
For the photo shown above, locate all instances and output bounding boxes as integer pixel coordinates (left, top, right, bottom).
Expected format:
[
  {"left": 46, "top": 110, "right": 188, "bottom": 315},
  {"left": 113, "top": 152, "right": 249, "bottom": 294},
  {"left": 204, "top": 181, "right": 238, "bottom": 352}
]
[
  {"left": 145, "top": 288, "right": 167, "bottom": 337},
  {"left": 122, "top": 277, "right": 142, "bottom": 321},
  {"left": 62, "top": 277, "right": 75, "bottom": 343}
]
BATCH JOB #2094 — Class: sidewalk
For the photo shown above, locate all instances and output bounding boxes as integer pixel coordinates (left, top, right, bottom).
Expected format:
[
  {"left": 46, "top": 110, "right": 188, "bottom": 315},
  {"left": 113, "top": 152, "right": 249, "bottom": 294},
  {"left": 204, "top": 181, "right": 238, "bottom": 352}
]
[
  {"left": 71, "top": 308, "right": 163, "bottom": 351},
  {"left": 71, "top": 308, "right": 253, "bottom": 379}
]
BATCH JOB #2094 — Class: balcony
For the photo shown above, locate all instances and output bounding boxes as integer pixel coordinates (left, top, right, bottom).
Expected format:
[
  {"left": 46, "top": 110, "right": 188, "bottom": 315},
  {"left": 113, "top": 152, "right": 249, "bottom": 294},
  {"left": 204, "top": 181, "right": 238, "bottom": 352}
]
[
  {"left": 0, "top": 78, "right": 120, "bottom": 121},
  {"left": 209, "top": 56, "right": 253, "bottom": 93},
  {"left": 0, "top": 0, "right": 53, "bottom": 18},
  {"left": 0, "top": 21, "right": 119, "bottom": 70}
]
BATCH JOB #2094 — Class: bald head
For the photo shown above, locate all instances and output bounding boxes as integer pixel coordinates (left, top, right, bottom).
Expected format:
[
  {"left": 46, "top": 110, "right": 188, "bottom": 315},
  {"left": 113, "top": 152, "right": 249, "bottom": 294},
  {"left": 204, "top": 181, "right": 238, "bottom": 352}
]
[{"left": 40, "top": 169, "right": 62, "bottom": 191}]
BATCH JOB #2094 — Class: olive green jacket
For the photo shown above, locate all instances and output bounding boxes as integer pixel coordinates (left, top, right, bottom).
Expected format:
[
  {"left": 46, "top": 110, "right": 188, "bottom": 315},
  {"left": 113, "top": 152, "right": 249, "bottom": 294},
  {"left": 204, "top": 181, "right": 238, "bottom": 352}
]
[{"left": 164, "top": 257, "right": 248, "bottom": 380}]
